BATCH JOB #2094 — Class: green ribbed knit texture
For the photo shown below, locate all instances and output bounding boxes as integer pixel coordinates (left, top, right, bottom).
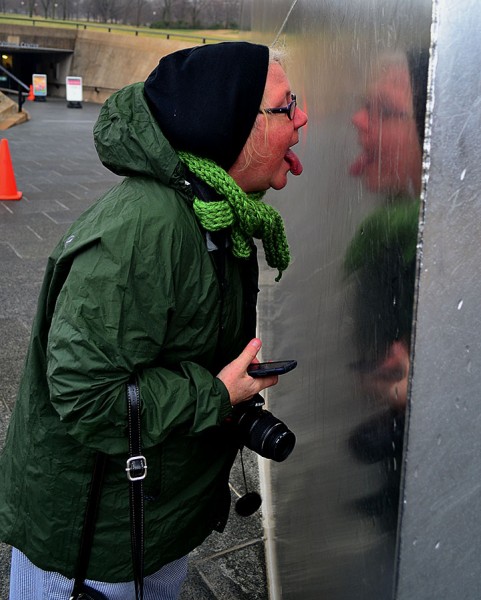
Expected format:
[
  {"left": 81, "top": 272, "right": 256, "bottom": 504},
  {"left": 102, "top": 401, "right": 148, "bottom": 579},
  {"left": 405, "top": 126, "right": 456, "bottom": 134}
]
[{"left": 178, "top": 151, "right": 290, "bottom": 281}]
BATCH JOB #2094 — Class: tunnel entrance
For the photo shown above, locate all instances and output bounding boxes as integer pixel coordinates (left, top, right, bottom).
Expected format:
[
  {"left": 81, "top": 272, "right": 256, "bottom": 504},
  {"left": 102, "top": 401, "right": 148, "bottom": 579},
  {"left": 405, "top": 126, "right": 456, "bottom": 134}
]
[{"left": 0, "top": 45, "right": 73, "bottom": 95}]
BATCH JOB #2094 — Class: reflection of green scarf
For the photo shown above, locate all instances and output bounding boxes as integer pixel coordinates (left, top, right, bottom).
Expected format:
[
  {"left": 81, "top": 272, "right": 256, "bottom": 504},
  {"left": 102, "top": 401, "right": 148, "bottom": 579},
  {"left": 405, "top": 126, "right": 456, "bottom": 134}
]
[
  {"left": 345, "top": 199, "right": 421, "bottom": 360},
  {"left": 178, "top": 151, "right": 290, "bottom": 281},
  {"left": 344, "top": 200, "right": 421, "bottom": 275}
]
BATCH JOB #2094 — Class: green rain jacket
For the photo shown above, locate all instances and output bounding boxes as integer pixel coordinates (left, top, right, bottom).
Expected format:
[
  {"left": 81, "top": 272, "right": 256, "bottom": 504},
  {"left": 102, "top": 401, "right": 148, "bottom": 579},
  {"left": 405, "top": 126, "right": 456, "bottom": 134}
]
[{"left": 0, "top": 83, "right": 258, "bottom": 581}]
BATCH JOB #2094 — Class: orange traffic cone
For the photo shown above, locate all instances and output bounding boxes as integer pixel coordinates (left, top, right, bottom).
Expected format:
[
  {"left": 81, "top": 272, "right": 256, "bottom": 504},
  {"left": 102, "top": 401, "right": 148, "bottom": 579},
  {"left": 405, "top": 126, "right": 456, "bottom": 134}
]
[
  {"left": 0, "top": 139, "right": 22, "bottom": 200},
  {"left": 27, "top": 85, "right": 35, "bottom": 101}
]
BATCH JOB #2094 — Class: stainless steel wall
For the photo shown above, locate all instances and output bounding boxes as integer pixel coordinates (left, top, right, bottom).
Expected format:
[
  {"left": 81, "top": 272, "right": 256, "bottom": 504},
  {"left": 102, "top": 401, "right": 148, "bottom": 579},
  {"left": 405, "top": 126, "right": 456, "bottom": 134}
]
[
  {"left": 249, "top": 1, "right": 433, "bottom": 598},
  {"left": 395, "top": 0, "right": 481, "bottom": 598}
]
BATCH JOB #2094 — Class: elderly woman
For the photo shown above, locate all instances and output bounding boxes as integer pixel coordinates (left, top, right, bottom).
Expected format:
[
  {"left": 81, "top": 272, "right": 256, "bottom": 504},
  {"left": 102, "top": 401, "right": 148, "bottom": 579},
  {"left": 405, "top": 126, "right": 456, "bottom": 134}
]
[{"left": 0, "top": 42, "right": 307, "bottom": 599}]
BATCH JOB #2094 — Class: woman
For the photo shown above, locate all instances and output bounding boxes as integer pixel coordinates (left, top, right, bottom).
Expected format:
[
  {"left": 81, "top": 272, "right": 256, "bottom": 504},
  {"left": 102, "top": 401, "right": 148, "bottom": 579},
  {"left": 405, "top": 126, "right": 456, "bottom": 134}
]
[{"left": 0, "top": 42, "right": 307, "bottom": 599}]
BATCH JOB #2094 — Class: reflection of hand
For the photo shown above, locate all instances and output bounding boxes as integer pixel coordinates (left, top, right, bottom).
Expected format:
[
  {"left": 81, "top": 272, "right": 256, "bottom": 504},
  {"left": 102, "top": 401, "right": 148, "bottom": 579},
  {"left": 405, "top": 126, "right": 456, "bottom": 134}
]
[
  {"left": 360, "top": 340, "right": 410, "bottom": 409},
  {"left": 217, "top": 338, "right": 278, "bottom": 406}
]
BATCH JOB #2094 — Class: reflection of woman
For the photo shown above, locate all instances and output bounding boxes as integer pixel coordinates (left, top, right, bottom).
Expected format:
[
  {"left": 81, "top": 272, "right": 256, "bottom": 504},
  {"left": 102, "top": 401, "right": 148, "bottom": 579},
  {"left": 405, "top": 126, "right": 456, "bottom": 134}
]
[
  {"left": 350, "top": 49, "right": 428, "bottom": 198},
  {"left": 348, "top": 48, "right": 429, "bottom": 408},
  {"left": 346, "top": 49, "right": 429, "bottom": 526}
]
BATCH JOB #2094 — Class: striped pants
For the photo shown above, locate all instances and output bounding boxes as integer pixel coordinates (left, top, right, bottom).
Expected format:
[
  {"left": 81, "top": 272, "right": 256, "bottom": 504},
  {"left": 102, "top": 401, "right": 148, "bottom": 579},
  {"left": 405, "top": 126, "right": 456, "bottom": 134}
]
[{"left": 9, "top": 548, "right": 188, "bottom": 600}]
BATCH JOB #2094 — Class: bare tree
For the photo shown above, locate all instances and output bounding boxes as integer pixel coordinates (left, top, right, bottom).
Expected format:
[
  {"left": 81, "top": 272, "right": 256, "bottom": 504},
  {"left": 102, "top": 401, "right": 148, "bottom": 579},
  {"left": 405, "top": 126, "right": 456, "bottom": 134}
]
[
  {"left": 83, "top": 0, "right": 93, "bottom": 20},
  {"left": 26, "top": 0, "right": 37, "bottom": 17},
  {"left": 4, "top": 0, "right": 19, "bottom": 13},
  {"left": 72, "top": 0, "right": 81, "bottom": 18},
  {"left": 59, "top": 0, "right": 69, "bottom": 19},
  {"left": 92, "top": 0, "right": 110, "bottom": 21},
  {"left": 207, "top": 0, "right": 240, "bottom": 27},
  {"left": 186, "top": 0, "right": 212, "bottom": 28},
  {"left": 224, "top": 0, "right": 240, "bottom": 27},
  {"left": 6, "top": 0, "right": 241, "bottom": 26},
  {"left": 153, "top": 0, "right": 177, "bottom": 26},
  {"left": 89, "top": 0, "right": 122, "bottom": 22},
  {"left": 125, "top": 0, "right": 150, "bottom": 27},
  {"left": 39, "top": 0, "right": 52, "bottom": 17}
]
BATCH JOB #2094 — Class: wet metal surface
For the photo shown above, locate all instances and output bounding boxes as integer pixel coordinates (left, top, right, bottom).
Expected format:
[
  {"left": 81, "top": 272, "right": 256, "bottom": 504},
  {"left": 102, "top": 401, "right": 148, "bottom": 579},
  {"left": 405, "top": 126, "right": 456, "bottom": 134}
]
[{"left": 249, "top": 1, "right": 431, "bottom": 597}]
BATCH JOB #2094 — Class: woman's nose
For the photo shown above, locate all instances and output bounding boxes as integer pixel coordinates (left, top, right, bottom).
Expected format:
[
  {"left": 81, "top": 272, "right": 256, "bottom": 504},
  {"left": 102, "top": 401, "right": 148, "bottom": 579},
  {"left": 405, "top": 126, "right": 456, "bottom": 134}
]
[
  {"left": 352, "top": 108, "right": 369, "bottom": 131},
  {"left": 295, "top": 106, "right": 308, "bottom": 128}
]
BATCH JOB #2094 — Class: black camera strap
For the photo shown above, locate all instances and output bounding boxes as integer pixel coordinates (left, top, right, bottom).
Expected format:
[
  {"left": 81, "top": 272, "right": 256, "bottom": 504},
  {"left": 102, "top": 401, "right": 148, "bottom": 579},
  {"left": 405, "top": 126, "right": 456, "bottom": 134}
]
[
  {"left": 235, "top": 447, "right": 262, "bottom": 517},
  {"left": 71, "top": 378, "right": 146, "bottom": 600},
  {"left": 126, "top": 378, "right": 147, "bottom": 600}
]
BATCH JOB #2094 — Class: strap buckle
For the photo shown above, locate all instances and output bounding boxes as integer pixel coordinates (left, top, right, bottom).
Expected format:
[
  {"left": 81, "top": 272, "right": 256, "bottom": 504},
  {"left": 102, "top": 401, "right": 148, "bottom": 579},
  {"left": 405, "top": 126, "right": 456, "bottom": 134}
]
[{"left": 125, "top": 455, "right": 148, "bottom": 481}]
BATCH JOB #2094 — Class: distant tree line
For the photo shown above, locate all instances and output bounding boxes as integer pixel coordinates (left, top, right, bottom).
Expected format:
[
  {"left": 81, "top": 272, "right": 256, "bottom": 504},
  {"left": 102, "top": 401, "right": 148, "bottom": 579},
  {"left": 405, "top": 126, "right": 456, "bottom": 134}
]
[{"left": 2, "top": 0, "right": 248, "bottom": 29}]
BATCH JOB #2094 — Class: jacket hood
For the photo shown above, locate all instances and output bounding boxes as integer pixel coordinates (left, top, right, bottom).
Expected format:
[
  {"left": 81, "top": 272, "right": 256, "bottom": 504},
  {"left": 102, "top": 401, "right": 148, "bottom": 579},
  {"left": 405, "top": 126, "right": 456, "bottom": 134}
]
[{"left": 93, "top": 82, "right": 180, "bottom": 184}]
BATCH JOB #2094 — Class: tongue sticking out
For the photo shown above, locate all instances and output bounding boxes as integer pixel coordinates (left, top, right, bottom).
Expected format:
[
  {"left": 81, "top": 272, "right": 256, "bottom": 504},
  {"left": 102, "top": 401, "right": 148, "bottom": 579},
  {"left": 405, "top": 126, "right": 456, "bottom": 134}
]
[{"left": 284, "top": 149, "right": 303, "bottom": 176}]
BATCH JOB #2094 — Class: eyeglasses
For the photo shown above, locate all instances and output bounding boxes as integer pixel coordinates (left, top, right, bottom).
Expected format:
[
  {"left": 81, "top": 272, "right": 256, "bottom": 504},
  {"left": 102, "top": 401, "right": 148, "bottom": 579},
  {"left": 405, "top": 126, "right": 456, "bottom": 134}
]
[{"left": 259, "top": 94, "right": 297, "bottom": 121}]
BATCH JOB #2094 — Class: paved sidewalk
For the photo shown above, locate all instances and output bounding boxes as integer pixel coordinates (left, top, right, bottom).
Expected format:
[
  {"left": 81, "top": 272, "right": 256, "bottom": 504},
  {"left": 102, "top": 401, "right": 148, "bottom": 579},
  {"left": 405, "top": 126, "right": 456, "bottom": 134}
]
[{"left": 0, "top": 98, "right": 267, "bottom": 600}]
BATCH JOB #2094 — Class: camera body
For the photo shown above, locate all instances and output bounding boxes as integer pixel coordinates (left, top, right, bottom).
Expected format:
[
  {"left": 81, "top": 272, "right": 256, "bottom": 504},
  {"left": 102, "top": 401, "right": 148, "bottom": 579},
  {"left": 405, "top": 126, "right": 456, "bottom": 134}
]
[{"left": 231, "top": 395, "right": 296, "bottom": 462}]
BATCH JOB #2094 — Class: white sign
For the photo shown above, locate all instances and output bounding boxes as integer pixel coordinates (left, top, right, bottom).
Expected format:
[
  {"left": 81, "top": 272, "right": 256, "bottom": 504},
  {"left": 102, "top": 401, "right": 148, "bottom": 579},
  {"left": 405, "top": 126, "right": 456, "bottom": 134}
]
[{"left": 66, "top": 76, "right": 83, "bottom": 102}]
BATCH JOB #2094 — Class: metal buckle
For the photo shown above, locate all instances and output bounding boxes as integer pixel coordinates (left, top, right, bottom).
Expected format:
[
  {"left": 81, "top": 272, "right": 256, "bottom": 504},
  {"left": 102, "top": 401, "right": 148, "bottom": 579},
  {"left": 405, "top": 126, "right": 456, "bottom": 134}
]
[{"left": 125, "top": 455, "right": 147, "bottom": 481}]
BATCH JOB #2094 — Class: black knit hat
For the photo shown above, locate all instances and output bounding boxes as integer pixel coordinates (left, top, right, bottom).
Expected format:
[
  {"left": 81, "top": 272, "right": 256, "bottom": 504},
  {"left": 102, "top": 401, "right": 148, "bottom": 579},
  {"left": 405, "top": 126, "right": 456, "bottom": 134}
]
[
  {"left": 406, "top": 48, "right": 430, "bottom": 145},
  {"left": 144, "top": 42, "right": 270, "bottom": 170}
]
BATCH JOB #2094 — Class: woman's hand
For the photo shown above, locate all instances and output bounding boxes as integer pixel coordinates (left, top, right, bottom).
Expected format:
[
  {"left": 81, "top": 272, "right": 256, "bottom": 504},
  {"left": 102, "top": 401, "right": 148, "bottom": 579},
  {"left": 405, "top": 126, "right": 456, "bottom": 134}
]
[{"left": 216, "top": 338, "right": 278, "bottom": 406}]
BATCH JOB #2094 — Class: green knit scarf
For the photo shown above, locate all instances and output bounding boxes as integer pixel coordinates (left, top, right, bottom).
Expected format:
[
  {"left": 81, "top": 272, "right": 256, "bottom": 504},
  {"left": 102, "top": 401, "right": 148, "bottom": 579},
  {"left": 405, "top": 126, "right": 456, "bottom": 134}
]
[{"left": 178, "top": 151, "right": 290, "bottom": 281}]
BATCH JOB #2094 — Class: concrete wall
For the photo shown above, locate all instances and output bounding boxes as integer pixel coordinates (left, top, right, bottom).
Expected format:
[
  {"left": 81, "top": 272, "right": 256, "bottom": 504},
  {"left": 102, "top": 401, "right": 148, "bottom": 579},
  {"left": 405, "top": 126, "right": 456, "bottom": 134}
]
[
  {"left": 0, "top": 23, "right": 77, "bottom": 50},
  {"left": 70, "top": 30, "right": 195, "bottom": 102},
  {"left": 0, "top": 24, "right": 198, "bottom": 103}
]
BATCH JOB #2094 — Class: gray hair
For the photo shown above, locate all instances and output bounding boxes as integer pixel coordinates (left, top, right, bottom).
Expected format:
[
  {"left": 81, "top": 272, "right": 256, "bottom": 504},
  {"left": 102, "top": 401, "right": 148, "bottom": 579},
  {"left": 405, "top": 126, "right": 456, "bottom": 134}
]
[{"left": 269, "top": 46, "right": 287, "bottom": 67}]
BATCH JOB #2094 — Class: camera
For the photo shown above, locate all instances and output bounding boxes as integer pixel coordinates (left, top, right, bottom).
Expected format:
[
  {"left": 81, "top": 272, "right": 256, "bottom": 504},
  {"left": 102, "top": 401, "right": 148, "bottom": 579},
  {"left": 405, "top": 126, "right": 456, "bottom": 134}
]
[{"left": 231, "top": 395, "right": 296, "bottom": 462}]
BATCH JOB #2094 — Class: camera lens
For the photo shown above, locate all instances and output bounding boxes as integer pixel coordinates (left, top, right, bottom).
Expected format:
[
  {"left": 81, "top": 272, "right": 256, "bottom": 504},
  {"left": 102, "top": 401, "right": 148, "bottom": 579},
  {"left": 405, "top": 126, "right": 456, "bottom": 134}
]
[{"left": 238, "top": 409, "right": 296, "bottom": 462}]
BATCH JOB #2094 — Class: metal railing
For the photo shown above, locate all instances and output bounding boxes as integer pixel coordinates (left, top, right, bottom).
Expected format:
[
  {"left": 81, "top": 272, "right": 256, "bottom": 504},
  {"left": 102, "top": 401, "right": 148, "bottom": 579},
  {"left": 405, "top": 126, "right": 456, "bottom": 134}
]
[
  {"left": 0, "top": 64, "right": 29, "bottom": 112},
  {"left": 0, "top": 14, "right": 233, "bottom": 44}
]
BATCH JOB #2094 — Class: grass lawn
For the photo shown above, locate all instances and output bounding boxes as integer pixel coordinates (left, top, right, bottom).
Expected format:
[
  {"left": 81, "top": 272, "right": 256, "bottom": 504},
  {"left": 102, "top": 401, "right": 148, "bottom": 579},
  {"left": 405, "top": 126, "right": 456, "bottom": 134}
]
[{"left": 0, "top": 13, "right": 243, "bottom": 43}]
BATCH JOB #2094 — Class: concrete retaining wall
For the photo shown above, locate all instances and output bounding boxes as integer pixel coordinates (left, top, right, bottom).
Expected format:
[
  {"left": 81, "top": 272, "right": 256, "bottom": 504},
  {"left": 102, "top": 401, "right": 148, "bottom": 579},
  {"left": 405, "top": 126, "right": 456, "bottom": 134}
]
[
  {"left": 0, "top": 24, "right": 198, "bottom": 103},
  {"left": 0, "top": 23, "right": 77, "bottom": 49},
  {"left": 70, "top": 30, "right": 194, "bottom": 102}
]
